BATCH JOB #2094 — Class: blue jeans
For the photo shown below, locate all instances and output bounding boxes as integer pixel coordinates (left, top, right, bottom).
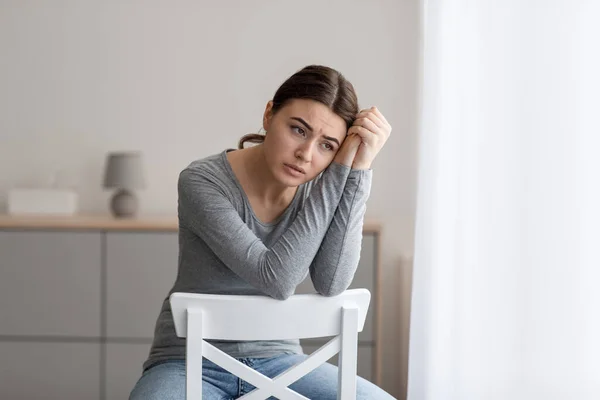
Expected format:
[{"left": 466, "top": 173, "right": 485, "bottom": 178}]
[{"left": 129, "top": 354, "right": 395, "bottom": 399}]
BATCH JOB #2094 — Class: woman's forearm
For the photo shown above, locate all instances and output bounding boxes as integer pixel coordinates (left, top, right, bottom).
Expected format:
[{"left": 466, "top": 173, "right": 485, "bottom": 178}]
[{"left": 308, "top": 168, "right": 372, "bottom": 296}]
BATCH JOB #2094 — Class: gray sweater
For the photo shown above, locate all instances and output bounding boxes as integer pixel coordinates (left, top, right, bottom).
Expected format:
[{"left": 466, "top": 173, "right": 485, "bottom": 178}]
[{"left": 143, "top": 150, "right": 372, "bottom": 371}]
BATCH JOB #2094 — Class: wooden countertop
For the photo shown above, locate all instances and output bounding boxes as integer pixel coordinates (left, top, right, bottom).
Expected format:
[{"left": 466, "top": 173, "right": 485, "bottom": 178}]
[
  {"left": 0, "top": 214, "right": 381, "bottom": 233},
  {"left": 0, "top": 215, "right": 179, "bottom": 232}
]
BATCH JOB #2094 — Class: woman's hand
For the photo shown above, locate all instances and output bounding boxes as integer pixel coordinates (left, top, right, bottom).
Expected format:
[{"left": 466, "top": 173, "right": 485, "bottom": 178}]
[
  {"left": 348, "top": 106, "right": 392, "bottom": 170},
  {"left": 333, "top": 132, "right": 362, "bottom": 167}
]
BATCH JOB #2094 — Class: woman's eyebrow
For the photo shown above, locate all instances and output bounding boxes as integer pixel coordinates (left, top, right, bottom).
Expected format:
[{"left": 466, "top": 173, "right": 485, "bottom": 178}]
[
  {"left": 322, "top": 135, "right": 340, "bottom": 146},
  {"left": 290, "top": 117, "right": 340, "bottom": 146},
  {"left": 291, "top": 117, "right": 314, "bottom": 132}
]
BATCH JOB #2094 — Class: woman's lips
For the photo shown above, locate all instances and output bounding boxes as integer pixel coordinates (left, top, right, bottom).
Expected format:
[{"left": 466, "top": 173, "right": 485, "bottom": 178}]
[{"left": 284, "top": 163, "right": 305, "bottom": 176}]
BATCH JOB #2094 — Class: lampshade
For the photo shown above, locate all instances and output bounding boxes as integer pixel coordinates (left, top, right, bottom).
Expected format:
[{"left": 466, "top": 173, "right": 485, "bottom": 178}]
[{"left": 103, "top": 152, "right": 146, "bottom": 189}]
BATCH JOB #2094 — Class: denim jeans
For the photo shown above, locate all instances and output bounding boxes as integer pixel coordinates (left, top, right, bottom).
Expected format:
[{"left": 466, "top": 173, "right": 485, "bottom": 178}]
[{"left": 129, "top": 354, "right": 395, "bottom": 399}]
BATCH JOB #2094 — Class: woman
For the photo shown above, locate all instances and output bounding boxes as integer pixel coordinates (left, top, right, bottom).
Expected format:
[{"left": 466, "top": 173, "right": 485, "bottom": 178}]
[{"left": 130, "top": 65, "right": 394, "bottom": 399}]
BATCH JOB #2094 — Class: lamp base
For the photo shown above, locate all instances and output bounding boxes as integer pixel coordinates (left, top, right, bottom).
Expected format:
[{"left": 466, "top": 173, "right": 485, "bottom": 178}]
[{"left": 110, "top": 189, "right": 138, "bottom": 218}]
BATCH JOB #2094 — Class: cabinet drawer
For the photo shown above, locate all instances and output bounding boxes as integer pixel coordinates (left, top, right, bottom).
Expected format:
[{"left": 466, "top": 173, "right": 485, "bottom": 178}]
[
  {"left": 0, "top": 342, "right": 100, "bottom": 400},
  {"left": 105, "top": 342, "right": 152, "bottom": 400},
  {"left": 0, "top": 231, "right": 101, "bottom": 336},
  {"left": 106, "top": 232, "right": 178, "bottom": 338}
]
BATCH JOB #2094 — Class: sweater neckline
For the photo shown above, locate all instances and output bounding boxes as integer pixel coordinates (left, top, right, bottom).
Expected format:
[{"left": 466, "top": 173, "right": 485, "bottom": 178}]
[{"left": 220, "top": 149, "right": 302, "bottom": 228}]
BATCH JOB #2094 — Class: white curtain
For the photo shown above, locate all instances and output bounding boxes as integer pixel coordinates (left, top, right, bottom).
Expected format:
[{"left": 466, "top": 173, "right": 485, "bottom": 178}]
[{"left": 408, "top": 1, "right": 600, "bottom": 399}]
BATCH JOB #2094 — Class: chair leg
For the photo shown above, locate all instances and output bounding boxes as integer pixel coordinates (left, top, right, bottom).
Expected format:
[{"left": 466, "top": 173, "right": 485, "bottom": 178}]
[
  {"left": 187, "top": 309, "right": 204, "bottom": 400},
  {"left": 338, "top": 305, "right": 359, "bottom": 400}
]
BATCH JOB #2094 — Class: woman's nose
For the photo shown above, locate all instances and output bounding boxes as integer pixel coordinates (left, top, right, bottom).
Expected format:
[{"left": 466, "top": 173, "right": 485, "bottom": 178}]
[{"left": 295, "top": 144, "right": 313, "bottom": 162}]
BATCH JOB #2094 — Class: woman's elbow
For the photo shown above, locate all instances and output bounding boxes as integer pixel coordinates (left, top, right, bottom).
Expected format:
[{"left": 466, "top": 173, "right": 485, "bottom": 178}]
[
  {"left": 314, "top": 282, "right": 348, "bottom": 297},
  {"left": 268, "top": 285, "right": 295, "bottom": 301}
]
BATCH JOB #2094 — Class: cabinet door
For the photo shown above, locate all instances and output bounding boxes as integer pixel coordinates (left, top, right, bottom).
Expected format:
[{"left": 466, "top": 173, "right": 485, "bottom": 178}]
[
  {"left": 0, "top": 342, "right": 100, "bottom": 400},
  {"left": 106, "top": 232, "right": 178, "bottom": 338},
  {"left": 105, "top": 342, "right": 152, "bottom": 400},
  {"left": 295, "top": 233, "right": 376, "bottom": 342},
  {"left": 300, "top": 341, "right": 373, "bottom": 382},
  {"left": 0, "top": 231, "right": 101, "bottom": 336}
]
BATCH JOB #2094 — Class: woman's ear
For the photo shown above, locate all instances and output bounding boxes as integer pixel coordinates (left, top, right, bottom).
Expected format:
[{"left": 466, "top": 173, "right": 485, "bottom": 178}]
[{"left": 262, "top": 100, "right": 274, "bottom": 131}]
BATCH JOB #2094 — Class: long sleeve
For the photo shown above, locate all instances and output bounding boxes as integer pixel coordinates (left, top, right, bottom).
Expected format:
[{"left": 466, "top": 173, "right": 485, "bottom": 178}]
[
  {"left": 177, "top": 161, "right": 351, "bottom": 300},
  {"left": 308, "top": 168, "right": 372, "bottom": 296}
]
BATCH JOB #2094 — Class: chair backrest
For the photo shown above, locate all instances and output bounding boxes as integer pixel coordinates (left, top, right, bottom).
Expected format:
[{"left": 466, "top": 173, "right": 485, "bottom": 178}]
[
  {"left": 170, "top": 288, "right": 371, "bottom": 341},
  {"left": 170, "top": 289, "right": 371, "bottom": 400}
]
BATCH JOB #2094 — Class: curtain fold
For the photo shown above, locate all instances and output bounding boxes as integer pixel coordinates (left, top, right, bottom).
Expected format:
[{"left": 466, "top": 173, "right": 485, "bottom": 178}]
[{"left": 408, "top": 1, "right": 600, "bottom": 399}]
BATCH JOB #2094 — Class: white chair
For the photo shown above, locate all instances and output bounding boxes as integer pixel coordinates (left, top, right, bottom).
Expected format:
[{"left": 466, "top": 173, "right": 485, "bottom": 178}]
[{"left": 170, "top": 288, "right": 371, "bottom": 400}]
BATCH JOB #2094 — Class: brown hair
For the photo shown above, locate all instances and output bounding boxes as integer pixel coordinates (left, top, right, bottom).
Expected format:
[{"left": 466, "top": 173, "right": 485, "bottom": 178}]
[{"left": 238, "top": 65, "right": 359, "bottom": 149}]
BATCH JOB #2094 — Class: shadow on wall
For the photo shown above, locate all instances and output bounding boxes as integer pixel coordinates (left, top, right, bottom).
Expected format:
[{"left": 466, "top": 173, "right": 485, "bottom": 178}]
[
  {"left": 379, "top": 253, "right": 414, "bottom": 400},
  {"left": 395, "top": 255, "right": 414, "bottom": 400}
]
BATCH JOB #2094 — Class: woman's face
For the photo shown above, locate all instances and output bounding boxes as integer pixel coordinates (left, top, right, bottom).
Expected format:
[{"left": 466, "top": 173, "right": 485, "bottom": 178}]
[{"left": 262, "top": 98, "right": 347, "bottom": 186}]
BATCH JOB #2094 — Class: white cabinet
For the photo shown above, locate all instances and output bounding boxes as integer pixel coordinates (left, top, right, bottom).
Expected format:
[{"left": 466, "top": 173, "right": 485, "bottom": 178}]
[
  {"left": 105, "top": 343, "right": 152, "bottom": 400},
  {"left": 0, "top": 218, "right": 381, "bottom": 399},
  {"left": 104, "top": 232, "right": 179, "bottom": 399},
  {"left": 0, "top": 231, "right": 101, "bottom": 337},
  {"left": 0, "top": 342, "right": 101, "bottom": 400},
  {"left": 106, "top": 232, "right": 179, "bottom": 338}
]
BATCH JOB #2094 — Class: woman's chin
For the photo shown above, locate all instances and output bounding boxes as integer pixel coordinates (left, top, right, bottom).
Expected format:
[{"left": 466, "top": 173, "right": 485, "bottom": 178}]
[
  {"left": 273, "top": 171, "right": 305, "bottom": 187},
  {"left": 279, "top": 176, "right": 303, "bottom": 187}
]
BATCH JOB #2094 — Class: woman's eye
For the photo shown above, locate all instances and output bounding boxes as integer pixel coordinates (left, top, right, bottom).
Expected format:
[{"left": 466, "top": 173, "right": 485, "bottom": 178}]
[
  {"left": 291, "top": 125, "right": 305, "bottom": 136},
  {"left": 321, "top": 142, "right": 334, "bottom": 151}
]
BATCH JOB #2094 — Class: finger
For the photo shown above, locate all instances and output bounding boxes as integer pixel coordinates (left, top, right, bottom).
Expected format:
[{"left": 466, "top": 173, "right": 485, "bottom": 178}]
[
  {"left": 350, "top": 133, "right": 362, "bottom": 147},
  {"left": 352, "top": 116, "right": 380, "bottom": 133},
  {"left": 348, "top": 126, "right": 376, "bottom": 145},
  {"left": 343, "top": 133, "right": 362, "bottom": 154},
  {"left": 342, "top": 132, "right": 359, "bottom": 145},
  {"left": 355, "top": 108, "right": 386, "bottom": 130},
  {"left": 356, "top": 108, "right": 378, "bottom": 119}
]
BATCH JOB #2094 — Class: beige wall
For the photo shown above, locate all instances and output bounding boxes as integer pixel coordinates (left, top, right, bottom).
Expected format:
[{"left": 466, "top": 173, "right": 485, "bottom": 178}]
[{"left": 0, "top": 1, "right": 419, "bottom": 397}]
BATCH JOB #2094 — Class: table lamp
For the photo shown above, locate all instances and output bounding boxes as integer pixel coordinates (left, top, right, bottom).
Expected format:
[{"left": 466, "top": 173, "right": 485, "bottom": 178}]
[{"left": 103, "top": 152, "right": 146, "bottom": 218}]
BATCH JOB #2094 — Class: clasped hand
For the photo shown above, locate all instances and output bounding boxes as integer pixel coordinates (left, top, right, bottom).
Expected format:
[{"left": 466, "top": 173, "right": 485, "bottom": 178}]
[{"left": 334, "top": 106, "right": 392, "bottom": 170}]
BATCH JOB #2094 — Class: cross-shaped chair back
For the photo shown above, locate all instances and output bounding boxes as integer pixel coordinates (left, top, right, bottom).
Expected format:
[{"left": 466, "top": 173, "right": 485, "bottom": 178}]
[{"left": 170, "top": 288, "right": 371, "bottom": 400}]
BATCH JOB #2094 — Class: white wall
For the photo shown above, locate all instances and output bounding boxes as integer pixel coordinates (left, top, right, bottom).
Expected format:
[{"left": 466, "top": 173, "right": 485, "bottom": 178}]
[{"left": 0, "top": 1, "right": 419, "bottom": 397}]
